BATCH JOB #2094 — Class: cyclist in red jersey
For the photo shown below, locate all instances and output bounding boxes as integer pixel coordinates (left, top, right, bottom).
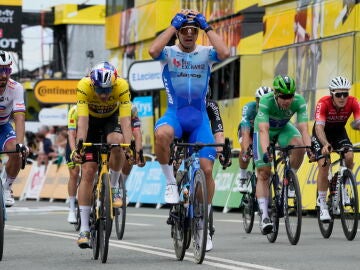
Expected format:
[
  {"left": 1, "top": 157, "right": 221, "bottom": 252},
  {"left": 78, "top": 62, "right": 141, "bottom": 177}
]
[{"left": 312, "top": 76, "right": 360, "bottom": 221}]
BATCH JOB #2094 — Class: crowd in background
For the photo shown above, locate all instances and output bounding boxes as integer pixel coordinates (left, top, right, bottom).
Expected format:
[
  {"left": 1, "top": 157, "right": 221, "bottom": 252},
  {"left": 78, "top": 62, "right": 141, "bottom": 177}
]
[{"left": 25, "top": 125, "right": 68, "bottom": 166}]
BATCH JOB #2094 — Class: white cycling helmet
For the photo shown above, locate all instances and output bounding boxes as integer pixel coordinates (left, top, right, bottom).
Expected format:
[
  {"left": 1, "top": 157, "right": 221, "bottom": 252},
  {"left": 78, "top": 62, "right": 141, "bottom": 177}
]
[
  {"left": 329, "top": 76, "right": 351, "bottom": 91},
  {"left": 0, "top": 50, "right": 12, "bottom": 65},
  {"left": 255, "top": 86, "right": 273, "bottom": 98},
  {"left": 90, "top": 61, "right": 117, "bottom": 89}
]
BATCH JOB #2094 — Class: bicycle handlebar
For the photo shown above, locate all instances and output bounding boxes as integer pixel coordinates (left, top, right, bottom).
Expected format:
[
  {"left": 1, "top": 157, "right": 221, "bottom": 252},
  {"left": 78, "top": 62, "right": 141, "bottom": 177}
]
[{"left": 0, "top": 144, "right": 28, "bottom": 169}]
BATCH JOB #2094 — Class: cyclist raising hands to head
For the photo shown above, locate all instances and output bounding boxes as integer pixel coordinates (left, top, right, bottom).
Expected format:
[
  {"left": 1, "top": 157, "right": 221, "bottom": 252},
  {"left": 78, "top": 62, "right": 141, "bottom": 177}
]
[
  {"left": 312, "top": 76, "right": 360, "bottom": 221},
  {"left": 149, "top": 9, "right": 229, "bottom": 251},
  {"left": 253, "top": 75, "right": 312, "bottom": 234}
]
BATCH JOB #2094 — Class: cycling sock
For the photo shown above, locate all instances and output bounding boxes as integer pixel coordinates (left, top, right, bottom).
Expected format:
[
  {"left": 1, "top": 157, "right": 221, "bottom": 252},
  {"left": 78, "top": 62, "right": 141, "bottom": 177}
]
[
  {"left": 4, "top": 175, "right": 16, "bottom": 190},
  {"left": 69, "top": 196, "right": 76, "bottom": 211},
  {"left": 79, "top": 205, "right": 91, "bottom": 232},
  {"left": 258, "top": 197, "right": 269, "bottom": 219},
  {"left": 160, "top": 164, "right": 176, "bottom": 185},
  {"left": 240, "top": 169, "right": 247, "bottom": 179},
  {"left": 110, "top": 169, "right": 121, "bottom": 187},
  {"left": 317, "top": 191, "right": 327, "bottom": 207},
  {"left": 208, "top": 204, "right": 211, "bottom": 218}
]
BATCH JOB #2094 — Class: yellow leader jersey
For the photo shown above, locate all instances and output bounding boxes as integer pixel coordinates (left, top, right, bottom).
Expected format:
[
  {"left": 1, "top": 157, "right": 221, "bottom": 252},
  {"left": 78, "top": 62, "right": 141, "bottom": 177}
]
[{"left": 76, "top": 76, "right": 131, "bottom": 118}]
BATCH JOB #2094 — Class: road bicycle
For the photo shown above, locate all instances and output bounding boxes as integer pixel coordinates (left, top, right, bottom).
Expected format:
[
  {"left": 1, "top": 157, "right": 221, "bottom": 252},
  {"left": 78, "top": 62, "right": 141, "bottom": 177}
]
[
  {"left": 266, "top": 143, "right": 311, "bottom": 245},
  {"left": 316, "top": 147, "right": 360, "bottom": 241},
  {"left": 114, "top": 140, "right": 144, "bottom": 240},
  {"left": 75, "top": 139, "right": 130, "bottom": 263},
  {"left": 240, "top": 145, "right": 258, "bottom": 233},
  {"left": 0, "top": 144, "right": 28, "bottom": 261},
  {"left": 167, "top": 138, "right": 231, "bottom": 264}
]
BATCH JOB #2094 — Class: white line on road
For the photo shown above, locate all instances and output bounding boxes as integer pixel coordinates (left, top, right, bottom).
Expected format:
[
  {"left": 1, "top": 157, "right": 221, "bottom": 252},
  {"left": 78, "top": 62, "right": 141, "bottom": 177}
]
[{"left": 6, "top": 225, "right": 283, "bottom": 270}]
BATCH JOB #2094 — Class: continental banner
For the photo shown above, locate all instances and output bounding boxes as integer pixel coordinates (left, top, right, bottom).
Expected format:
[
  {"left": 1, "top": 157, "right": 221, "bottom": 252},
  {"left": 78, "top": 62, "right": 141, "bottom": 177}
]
[{"left": 34, "top": 79, "right": 78, "bottom": 104}]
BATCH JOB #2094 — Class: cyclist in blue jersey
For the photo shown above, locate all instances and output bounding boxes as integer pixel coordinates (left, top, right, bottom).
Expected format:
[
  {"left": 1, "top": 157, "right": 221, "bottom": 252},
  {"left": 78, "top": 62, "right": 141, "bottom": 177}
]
[
  {"left": 237, "top": 86, "right": 273, "bottom": 192},
  {"left": 149, "top": 9, "right": 229, "bottom": 251}
]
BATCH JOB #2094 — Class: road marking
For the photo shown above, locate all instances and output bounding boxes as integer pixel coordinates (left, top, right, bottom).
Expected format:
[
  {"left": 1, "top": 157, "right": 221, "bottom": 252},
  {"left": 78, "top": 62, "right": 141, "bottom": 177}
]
[{"left": 6, "top": 225, "right": 284, "bottom": 270}]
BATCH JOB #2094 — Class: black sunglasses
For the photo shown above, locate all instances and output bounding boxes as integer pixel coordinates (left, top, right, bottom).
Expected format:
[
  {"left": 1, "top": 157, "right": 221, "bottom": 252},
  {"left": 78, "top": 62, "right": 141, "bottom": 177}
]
[
  {"left": 277, "top": 94, "right": 294, "bottom": 100},
  {"left": 333, "top": 92, "right": 349, "bottom": 98}
]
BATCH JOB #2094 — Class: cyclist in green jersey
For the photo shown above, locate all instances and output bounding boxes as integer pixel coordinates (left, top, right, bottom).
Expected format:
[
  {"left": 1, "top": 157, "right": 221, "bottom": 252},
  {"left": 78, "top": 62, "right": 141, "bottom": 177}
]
[
  {"left": 237, "top": 86, "right": 272, "bottom": 192},
  {"left": 253, "top": 75, "right": 313, "bottom": 234}
]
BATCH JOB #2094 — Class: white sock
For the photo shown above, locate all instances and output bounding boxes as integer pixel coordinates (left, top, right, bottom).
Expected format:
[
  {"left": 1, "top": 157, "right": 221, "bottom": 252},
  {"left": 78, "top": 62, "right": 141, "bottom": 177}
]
[
  {"left": 240, "top": 169, "right": 247, "bottom": 179},
  {"left": 160, "top": 164, "right": 176, "bottom": 185},
  {"left": 318, "top": 191, "right": 327, "bottom": 208},
  {"left": 208, "top": 204, "right": 212, "bottom": 218},
  {"left": 69, "top": 196, "right": 76, "bottom": 211},
  {"left": 79, "top": 205, "right": 91, "bottom": 232},
  {"left": 258, "top": 197, "right": 269, "bottom": 220},
  {"left": 110, "top": 169, "right": 120, "bottom": 187}
]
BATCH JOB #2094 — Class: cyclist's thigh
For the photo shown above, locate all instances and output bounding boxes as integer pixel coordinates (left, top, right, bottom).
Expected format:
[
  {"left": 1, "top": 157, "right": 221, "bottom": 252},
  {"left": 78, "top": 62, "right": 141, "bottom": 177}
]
[
  {"left": 190, "top": 120, "right": 216, "bottom": 161},
  {"left": 327, "top": 128, "right": 352, "bottom": 149},
  {"left": 155, "top": 110, "right": 182, "bottom": 138},
  {"left": 0, "top": 123, "right": 16, "bottom": 151},
  {"left": 253, "top": 130, "right": 273, "bottom": 168},
  {"left": 277, "top": 123, "right": 301, "bottom": 147}
]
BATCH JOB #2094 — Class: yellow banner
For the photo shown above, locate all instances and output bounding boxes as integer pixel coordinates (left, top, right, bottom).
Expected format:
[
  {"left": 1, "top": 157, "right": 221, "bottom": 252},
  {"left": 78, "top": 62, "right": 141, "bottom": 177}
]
[
  {"left": 0, "top": 0, "right": 21, "bottom": 6},
  {"left": 264, "top": 0, "right": 360, "bottom": 50},
  {"left": 34, "top": 80, "right": 77, "bottom": 104},
  {"left": 105, "top": 13, "right": 121, "bottom": 49},
  {"left": 54, "top": 4, "right": 105, "bottom": 25}
]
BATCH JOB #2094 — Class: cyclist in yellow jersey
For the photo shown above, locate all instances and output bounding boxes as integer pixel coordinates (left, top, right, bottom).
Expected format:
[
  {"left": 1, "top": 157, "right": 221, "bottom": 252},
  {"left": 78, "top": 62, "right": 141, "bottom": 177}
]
[
  {"left": 71, "top": 61, "right": 132, "bottom": 249},
  {"left": 65, "top": 105, "right": 80, "bottom": 224}
]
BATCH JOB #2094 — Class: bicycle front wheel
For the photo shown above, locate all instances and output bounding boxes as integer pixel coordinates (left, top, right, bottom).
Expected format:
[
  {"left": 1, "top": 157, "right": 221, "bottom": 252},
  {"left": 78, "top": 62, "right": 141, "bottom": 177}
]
[
  {"left": 192, "top": 169, "right": 208, "bottom": 264},
  {"left": 340, "top": 170, "right": 359, "bottom": 241},
  {"left": 91, "top": 191, "right": 100, "bottom": 260},
  {"left": 171, "top": 204, "right": 189, "bottom": 261},
  {"left": 74, "top": 199, "right": 81, "bottom": 232},
  {"left": 284, "top": 170, "right": 302, "bottom": 245},
  {"left": 267, "top": 175, "right": 279, "bottom": 243},
  {"left": 114, "top": 175, "right": 126, "bottom": 240},
  {"left": 0, "top": 182, "right": 5, "bottom": 261},
  {"left": 99, "top": 173, "right": 113, "bottom": 263}
]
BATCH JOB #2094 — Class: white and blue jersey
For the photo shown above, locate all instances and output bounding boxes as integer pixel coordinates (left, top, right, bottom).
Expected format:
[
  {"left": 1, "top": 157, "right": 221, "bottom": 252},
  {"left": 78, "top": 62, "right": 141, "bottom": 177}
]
[
  {"left": 0, "top": 79, "right": 26, "bottom": 150},
  {"left": 154, "top": 45, "right": 220, "bottom": 160}
]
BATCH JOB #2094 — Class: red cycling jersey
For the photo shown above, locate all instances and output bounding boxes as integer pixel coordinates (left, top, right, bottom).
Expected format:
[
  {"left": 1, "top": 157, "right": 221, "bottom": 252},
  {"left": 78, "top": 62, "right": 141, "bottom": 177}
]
[{"left": 315, "top": 95, "right": 360, "bottom": 129}]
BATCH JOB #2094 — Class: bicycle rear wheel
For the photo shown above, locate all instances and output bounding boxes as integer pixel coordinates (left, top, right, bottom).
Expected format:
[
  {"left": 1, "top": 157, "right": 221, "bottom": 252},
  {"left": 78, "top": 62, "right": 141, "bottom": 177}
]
[
  {"left": 242, "top": 173, "right": 256, "bottom": 233},
  {"left": 340, "top": 170, "right": 358, "bottom": 241},
  {"left": 316, "top": 189, "right": 334, "bottom": 239},
  {"left": 284, "top": 170, "right": 302, "bottom": 245},
  {"left": 99, "top": 173, "right": 113, "bottom": 263},
  {"left": 0, "top": 182, "right": 5, "bottom": 261},
  {"left": 114, "top": 175, "right": 126, "bottom": 240},
  {"left": 267, "top": 175, "right": 279, "bottom": 243},
  {"left": 192, "top": 169, "right": 208, "bottom": 264},
  {"left": 208, "top": 205, "right": 215, "bottom": 239}
]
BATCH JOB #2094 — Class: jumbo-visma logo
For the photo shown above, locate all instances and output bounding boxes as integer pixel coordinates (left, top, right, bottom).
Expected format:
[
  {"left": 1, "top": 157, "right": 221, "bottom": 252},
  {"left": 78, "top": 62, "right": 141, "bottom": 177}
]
[{"left": 34, "top": 79, "right": 79, "bottom": 104}]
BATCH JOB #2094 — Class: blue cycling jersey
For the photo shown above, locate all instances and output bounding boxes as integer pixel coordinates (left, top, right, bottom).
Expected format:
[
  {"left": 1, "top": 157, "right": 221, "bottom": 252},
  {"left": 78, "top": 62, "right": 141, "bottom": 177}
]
[
  {"left": 156, "top": 45, "right": 219, "bottom": 111},
  {"left": 155, "top": 45, "right": 220, "bottom": 160}
]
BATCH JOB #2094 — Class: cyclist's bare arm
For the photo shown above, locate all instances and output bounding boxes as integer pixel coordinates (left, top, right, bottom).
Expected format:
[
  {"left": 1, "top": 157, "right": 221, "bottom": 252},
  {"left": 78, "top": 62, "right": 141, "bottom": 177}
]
[
  {"left": 148, "top": 27, "right": 177, "bottom": 59},
  {"left": 297, "top": 122, "right": 312, "bottom": 146},
  {"left": 68, "top": 129, "right": 77, "bottom": 151},
  {"left": 119, "top": 116, "right": 132, "bottom": 145},
  {"left": 314, "top": 123, "right": 332, "bottom": 155},
  {"left": 240, "top": 128, "right": 252, "bottom": 153},
  {"left": 13, "top": 112, "right": 25, "bottom": 144},
  {"left": 76, "top": 115, "right": 89, "bottom": 143}
]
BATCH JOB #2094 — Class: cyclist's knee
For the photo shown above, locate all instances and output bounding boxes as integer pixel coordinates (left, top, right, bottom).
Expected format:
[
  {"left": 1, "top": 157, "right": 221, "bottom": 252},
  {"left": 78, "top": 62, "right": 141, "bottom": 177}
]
[{"left": 257, "top": 167, "right": 271, "bottom": 182}]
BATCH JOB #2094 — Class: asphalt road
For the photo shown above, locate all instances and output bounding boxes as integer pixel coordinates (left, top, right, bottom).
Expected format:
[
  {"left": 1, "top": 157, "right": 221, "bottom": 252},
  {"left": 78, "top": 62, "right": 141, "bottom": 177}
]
[{"left": 1, "top": 200, "right": 360, "bottom": 270}]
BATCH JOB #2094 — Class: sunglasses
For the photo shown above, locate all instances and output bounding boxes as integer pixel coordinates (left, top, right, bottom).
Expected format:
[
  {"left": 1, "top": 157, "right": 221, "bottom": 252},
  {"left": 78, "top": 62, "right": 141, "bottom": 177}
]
[
  {"left": 95, "top": 87, "right": 112, "bottom": 95},
  {"left": 277, "top": 94, "right": 294, "bottom": 100},
  {"left": 0, "top": 67, "right": 12, "bottom": 75},
  {"left": 179, "top": 26, "right": 199, "bottom": 35},
  {"left": 333, "top": 92, "right": 349, "bottom": 98}
]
